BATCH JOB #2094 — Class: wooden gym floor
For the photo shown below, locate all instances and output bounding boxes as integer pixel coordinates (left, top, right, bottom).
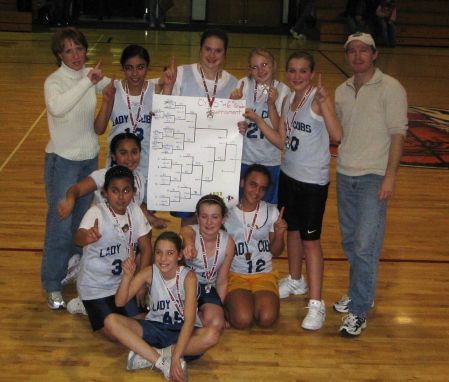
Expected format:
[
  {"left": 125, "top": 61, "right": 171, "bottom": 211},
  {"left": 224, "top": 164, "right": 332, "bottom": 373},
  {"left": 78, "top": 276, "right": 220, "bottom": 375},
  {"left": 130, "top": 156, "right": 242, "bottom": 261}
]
[{"left": 0, "top": 28, "right": 448, "bottom": 381}]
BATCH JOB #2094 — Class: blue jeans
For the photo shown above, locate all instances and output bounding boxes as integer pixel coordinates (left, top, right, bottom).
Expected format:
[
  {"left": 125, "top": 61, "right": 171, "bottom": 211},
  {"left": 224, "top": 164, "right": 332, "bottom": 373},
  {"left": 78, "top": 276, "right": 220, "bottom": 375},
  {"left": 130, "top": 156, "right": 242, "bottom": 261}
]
[
  {"left": 41, "top": 153, "right": 97, "bottom": 293},
  {"left": 336, "top": 173, "right": 387, "bottom": 317}
]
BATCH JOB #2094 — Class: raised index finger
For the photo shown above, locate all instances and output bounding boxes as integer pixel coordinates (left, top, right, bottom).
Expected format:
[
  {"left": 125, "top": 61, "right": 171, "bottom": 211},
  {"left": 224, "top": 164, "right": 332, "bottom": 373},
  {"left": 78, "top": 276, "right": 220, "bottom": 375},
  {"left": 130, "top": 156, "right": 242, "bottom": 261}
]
[
  {"left": 94, "top": 61, "right": 102, "bottom": 70},
  {"left": 239, "top": 81, "right": 244, "bottom": 92},
  {"left": 170, "top": 56, "right": 177, "bottom": 70},
  {"left": 278, "top": 206, "right": 285, "bottom": 219}
]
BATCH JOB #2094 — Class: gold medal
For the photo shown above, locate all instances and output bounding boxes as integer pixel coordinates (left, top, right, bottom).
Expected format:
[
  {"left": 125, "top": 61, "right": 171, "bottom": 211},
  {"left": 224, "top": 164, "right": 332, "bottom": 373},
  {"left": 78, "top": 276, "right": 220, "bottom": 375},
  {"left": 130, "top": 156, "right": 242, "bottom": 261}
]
[
  {"left": 122, "top": 224, "right": 129, "bottom": 233},
  {"left": 244, "top": 252, "right": 252, "bottom": 261},
  {"left": 207, "top": 108, "right": 214, "bottom": 119}
]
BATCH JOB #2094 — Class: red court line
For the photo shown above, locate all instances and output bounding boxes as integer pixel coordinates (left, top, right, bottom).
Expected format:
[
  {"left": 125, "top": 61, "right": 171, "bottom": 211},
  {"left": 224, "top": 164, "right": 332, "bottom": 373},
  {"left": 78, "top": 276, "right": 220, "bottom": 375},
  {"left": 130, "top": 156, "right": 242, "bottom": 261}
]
[{"left": 1, "top": 247, "right": 448, "bottom": 264}]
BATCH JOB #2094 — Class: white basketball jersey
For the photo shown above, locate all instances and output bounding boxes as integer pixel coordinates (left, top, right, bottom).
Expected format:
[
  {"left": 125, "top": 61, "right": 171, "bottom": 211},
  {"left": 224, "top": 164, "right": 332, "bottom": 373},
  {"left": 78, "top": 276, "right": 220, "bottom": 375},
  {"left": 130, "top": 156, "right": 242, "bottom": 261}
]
[
  {"left": 145, "top": 265, "right": 202, "bottom": 327},
  {"left": 106, "top": 80, "right": 154, "bottom": 180},
  {"left": 240, "top": 77, "right": 290, "bottom": 166},
  {"left": 281, "top": 88, "right": 330, "bottom": 185},
  {"left": 172, "top": 64, "right": 238, "bottom": 98},
  {"left": 224, "top": 201, "right": 278, "bottom": 274},
  {"left": 184, "top": 225, "right": 229, "bottom": 285},
  {"left": 77, "top": 201, "right": 151, "bottom": 300}
]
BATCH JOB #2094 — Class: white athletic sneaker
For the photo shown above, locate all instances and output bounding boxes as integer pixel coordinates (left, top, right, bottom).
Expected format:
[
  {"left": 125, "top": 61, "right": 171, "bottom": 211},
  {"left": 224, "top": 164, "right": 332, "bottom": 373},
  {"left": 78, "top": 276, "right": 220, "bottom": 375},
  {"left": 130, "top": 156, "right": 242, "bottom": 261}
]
[
  {"left": 301, "top": 299, "right": 326, "bottom": 330},
  {"left": 67, "top": 296, "right": 87, "bottom": 315},
  {"left": 279, "top": 275, "right": 308, "bottom": 298},
  {"left": 333, "top": 295, "right": 375, "bottom": 313},
  {"left": 127, "top": 346, "right": 172, "bottom": 371},
  {"left": 61, "top": 254, "right": 81, "bottom": 285},
  {"left": 47, "top": 291, "right": 66, "bottom": 309},
  {"left": 339, "top": 313, "right": 367, "bottom": 337},
  {"left": 155, "top": 355, "right": 187, "bottom": 380},
  {"left": 290, "top": 28, "right": 299, "bottom": 38}
]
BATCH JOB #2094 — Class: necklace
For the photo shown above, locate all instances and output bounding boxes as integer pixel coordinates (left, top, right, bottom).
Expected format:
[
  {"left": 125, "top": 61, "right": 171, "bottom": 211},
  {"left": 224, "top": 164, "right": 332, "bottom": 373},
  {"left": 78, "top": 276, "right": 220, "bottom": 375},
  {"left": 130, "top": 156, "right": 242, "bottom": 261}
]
[
  {"left": 199, "top": 66, "right": 219, "bottom": 118},
  {"left": 163, "top": 267, "right": 185, "bottom": 318},
  {"left": 240, "top": 202, "right": 260, "bottom": 261},
  {"left": 199, "top": 231, "right": 221, "bottom": 293},
  {"left": 124, "top": 80, "right": 145, "bottom": 133},
  {"left": 284, "top": 85, "right": 314, "bottom": 150},
  {"left": 253, "top": 80, "right": 274, "bottom": 103},
  {"left": 106, "top": 203, "right": 133, "bottom": 255}
]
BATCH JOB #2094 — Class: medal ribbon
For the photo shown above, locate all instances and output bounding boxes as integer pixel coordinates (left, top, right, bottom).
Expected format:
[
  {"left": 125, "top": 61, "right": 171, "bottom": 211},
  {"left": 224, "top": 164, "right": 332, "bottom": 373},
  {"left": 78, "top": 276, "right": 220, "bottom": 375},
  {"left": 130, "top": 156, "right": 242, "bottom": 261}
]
[
  {"left": 199, "top": 66, "right": 219, "bottom": 110},
  {"left": 106, "top": 203, "right": 133, "bottom": 255},
  {"left": 133, "top": 173, "right": 141, "bottom": 203},
  {"left": 253, "top": 80, "right": 274, "bottom": 103},
  {"left": 164, "top": 267, "right": 185, "bottom": 318},
  {"left": 285, "top": 85, "right": 314, "bottom": 146},
  {"left": 242, "top": 202, "right": 260, "bottom": 248},
  {"left": 124, "top": 80, "right": 145, "bottom": 133},
  {"left": 199, "top": 231, "right": 221, "bottom": 284}
]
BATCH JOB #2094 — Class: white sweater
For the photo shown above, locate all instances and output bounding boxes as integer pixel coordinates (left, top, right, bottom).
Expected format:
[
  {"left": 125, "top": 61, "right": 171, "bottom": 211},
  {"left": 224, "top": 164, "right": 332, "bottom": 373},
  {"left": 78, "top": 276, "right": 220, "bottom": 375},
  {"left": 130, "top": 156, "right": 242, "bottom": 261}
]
[{"left": 44, "top": 63, "right": 109, "bottom": 161}]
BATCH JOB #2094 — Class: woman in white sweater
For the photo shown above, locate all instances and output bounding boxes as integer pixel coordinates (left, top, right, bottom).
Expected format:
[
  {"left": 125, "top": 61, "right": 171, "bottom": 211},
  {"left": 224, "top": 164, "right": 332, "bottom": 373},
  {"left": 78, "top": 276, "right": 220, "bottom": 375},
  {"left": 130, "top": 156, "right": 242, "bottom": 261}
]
[{"left": 42, "top": 27, "right": 109, "bottom": 310}]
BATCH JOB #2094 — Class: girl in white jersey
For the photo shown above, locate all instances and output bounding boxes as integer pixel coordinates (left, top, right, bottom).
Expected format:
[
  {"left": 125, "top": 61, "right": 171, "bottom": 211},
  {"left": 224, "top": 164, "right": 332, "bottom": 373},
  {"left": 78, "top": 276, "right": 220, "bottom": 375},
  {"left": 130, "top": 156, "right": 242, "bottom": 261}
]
[
  {"left": 59, "top": 133, "right": 167, "bottom": 230},
  {"left": 161, "top": 29, "right": 239, "bottom": 227},
  {"left": 224, "top": 164, "right": 287, "bottom": 329},
  {"left": 94, "top": 44, "right": 174, "bottom": 194},
  {"left": 244, "top": 51, "right": 342, "bottom": 331},
  {"left": 181, "top": 194, "right": 235, "bottom": 331},
  {"left": 104, "top": 231, "right": 219, "bottom": 381},
  {"left": 230, "top": 48, "right": 290, "bottom": 204},
  {"left": 59, "top": 133, "right": 164, "bottom": 314},
  {"left": 74, "top": 166, "right": 152, "bottom": 338}
]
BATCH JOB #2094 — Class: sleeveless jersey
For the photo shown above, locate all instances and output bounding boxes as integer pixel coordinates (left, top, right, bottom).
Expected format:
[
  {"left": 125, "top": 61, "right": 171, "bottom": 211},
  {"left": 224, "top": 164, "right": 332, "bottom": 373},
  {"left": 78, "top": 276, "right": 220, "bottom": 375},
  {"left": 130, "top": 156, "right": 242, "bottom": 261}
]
[
  {"left": 240, "top": 77, "right": 290, "bottom": 166},
  {"left": 281, "top": 88, "right": 330, "bottom": 185},
  {"left": 77, "top": 201, "right": 151, "bottom": 300},
  {"left": 89, "top": 167, "right": 146, "bottom": 206},
  {"left": 184, "top": 225, "right": 230, "bottom": 285},
  {"left": 106, "top": 80, "right": 154, "bottom": 180},
  {"left": 172, "top": 64, "right": 238, "bottom": 98},
  {"left": 224, "top": 201, "right": 279, "bottom": 274},
  {"left": 145, "top": 265, "right": 202, "bottom": 327}
]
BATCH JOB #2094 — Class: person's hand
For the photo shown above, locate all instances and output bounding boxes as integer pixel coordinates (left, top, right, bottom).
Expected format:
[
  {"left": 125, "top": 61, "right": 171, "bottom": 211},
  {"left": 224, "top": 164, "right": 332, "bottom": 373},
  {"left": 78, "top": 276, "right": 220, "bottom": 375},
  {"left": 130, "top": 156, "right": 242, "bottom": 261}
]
[
  {"left": 243, "top": 108, "right": 259, "bottom": 123},
  {"left": 378, "top": 174, "right": 396, "bottom": 200},
  {"left": 84, "top": 218, "right": 101, "bottom": 244},
  {"left": 169, "top": 356, "right": 186, "bottom": 382},
  {"left": 273, "top": 207, "right": 288, "bottom": 235},
  {"left": 122, "top": 245, "right": 137, "bottom": 277},
  {"left": 238, "top": 120, "right": 248, "bottom": 136},
  {"left": 182, "top": 243, "right": 198, "bottom": 260},
  {"left": 267, "top": 85, "right": 278, "bottom": 106},
  {"left": 314, "top": 73, "right": 329, "bottom": 105},
  {"left": 149, "top": 214, "right": 169, "bottom": 229},
  {"left": 161, "top": 56, "right": 177, "bottom": 92},
  {"left": 87, "top": 61, "right": 104, "bottom": 84},
  {"left": 230, "top": 81, "right": 244, "bottom": 100},
  {"left": 57, "top": 197, "right": 75, "bottom": 220},
  {"left": 102, "top": 76, "right": 116, "bottom": 103}
]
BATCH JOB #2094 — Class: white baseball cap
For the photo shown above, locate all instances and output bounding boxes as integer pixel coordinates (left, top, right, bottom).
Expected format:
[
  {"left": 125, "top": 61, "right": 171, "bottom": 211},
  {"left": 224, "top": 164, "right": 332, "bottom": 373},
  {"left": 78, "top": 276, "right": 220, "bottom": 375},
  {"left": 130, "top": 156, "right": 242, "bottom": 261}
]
[{"left": 344, "top": 32, "right": 376, "bottom": 50}]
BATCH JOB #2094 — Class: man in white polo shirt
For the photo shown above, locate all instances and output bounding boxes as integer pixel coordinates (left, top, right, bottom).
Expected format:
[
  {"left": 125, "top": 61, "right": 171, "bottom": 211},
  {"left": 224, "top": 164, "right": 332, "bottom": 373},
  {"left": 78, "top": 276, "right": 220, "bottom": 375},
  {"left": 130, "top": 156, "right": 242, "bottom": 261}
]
[{"left": 333, "top": 32, "right": 408, "bottom": 337}]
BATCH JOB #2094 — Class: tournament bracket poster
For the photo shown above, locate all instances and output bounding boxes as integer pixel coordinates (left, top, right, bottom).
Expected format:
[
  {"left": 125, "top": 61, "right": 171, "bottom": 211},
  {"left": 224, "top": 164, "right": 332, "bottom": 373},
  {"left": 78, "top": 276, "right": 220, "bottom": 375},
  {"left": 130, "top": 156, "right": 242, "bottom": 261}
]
[{"left": 147, "top": 94, "right": 246, "bottom": 212}]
